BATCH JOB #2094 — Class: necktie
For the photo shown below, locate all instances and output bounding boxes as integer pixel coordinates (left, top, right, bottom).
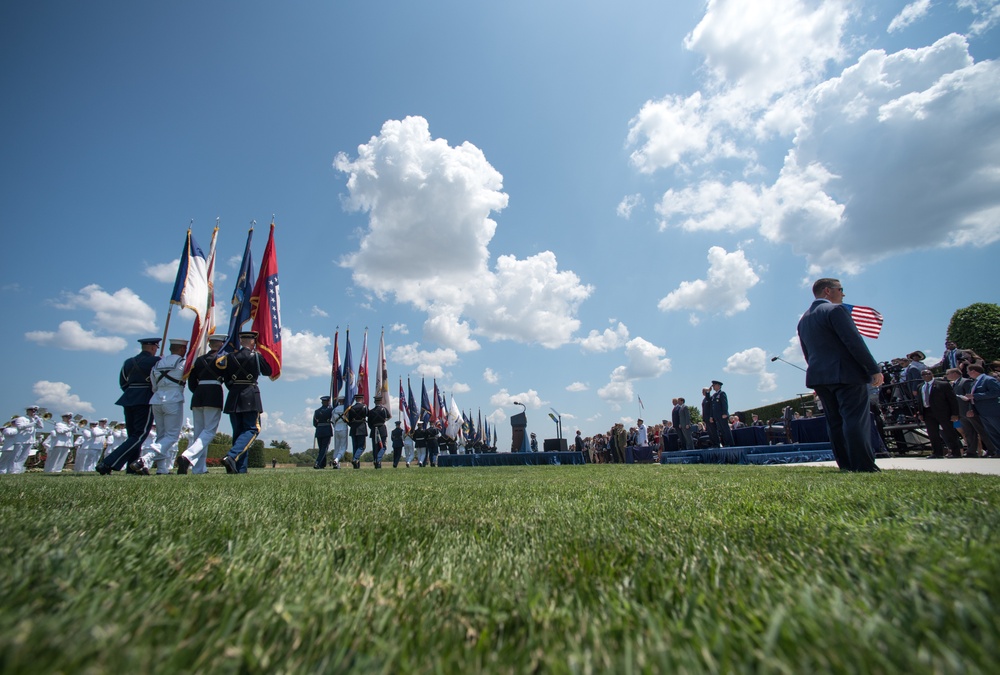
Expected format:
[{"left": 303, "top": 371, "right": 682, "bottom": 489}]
[{"left": 923, "top": 383, "right": 931, "bottom": 407}]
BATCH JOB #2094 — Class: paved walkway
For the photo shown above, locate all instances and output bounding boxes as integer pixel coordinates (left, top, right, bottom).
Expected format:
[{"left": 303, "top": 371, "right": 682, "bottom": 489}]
[{"left": 780, "top": 457, "right": 1000, "bottom": 475}]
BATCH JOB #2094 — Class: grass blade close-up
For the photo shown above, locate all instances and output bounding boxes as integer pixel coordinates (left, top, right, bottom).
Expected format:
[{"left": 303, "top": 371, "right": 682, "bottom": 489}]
[{"left": 1, "top": 465, "right": 998, "bottom": 673}]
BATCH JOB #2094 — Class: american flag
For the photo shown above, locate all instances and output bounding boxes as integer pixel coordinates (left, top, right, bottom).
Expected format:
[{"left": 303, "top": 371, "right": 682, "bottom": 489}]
[{"left": 843, "top": 303, "right": 883, "bottom": 339}]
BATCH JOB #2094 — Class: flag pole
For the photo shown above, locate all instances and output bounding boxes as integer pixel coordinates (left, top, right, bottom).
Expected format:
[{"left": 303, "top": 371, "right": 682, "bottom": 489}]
[{"left": 160, "top": 220, "right": 194, "bottom": 355}]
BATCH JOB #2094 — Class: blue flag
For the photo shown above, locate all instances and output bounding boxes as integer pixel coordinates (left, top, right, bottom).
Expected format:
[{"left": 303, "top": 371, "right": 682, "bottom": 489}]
[
  {"left": 407, "top": 378, "right": 418, "bottom": 430},
  {"left": 343, "top": 329, "right": 356, "bottom": 404},
  {"left": 420, "top": 378, "right": 432, "bottom": 424},
  {"left": 217, "top": 228, "right": 255, "bottom": 358}
]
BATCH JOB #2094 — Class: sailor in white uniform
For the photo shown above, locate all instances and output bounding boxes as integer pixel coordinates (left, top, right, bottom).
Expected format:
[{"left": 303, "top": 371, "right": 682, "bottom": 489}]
[
  {"left": 132, "top": 339, "right": 187, "bottom": 475},
  {"left": 43, "top": 413, "right": 76, "bottom": 473}
]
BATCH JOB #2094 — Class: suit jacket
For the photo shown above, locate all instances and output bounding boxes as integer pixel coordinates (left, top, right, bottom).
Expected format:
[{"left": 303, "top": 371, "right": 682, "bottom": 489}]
[
  {"left": 116, "top": 350, "right": 159, "bottom": 407},
  {"left": 970, "top": 374, "right": 1000, "bottom": 417},
  {"left": 678, "top": 405, "right": 691, "bottom": 428},
  {"left": 797, "top": 299, "right": 879, "bottom": 388},
  {"left": 709, "top": 390, "right": 729, "bottom": 421},
  {"left": 918, "top": 379, "right": 958, "bottom": 422},
  {"left": 671, "top": 404, "right": 681, "bottom": 428},
  {"left": 950, "top": 377, "right": 975, "bottom": 416}
]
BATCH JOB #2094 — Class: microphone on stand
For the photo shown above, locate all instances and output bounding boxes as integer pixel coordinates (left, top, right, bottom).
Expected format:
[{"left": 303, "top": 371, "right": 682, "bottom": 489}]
[{"left": 771, "top": 355, "right": 807, "bottom": 373}]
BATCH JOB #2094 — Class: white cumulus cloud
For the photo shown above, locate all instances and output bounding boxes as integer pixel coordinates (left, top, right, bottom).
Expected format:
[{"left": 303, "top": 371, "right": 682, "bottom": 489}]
[
  {"left": 32, "top": 380, "right": 95, "bottom": 414},
  {"left": 489, "top": 388, "right": 545, "bottom": 409},
  {"left": 334, "top": 116, "right": 592, "bottom": 350},
  {"left": 566, "top": 382, "right": 589, "bottom": 392},
  {"left": 279, "top": 328, "right": 331, "bottom": 382},
  {"left": 888, "top": 0, "right": 932, "bottom": 33},
  {"left": 724, "top": 347, "right": 778, "bottom": 392},
  {"left": 658, "top": 247, "right": 760, "bottom": 316},
  {"left": 389, "top": 342, "right": 459, "bottom": 379},
  {"left": 145, "top": 259, "right": 180, "bottom": 283},
  {"left": 483, "top": 368, "right": 499, "bottom": 384},
  {"left": 25, "top": 320, "right": 127, "bottom": 353},
  {"left": 56, "top": 284, "right": 157, "bottom": 335},
  {"left": 578, "top": 321, "right": 630, "bottom": 353}
]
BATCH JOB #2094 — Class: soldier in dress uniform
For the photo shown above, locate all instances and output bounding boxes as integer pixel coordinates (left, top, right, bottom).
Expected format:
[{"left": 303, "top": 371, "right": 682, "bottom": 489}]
[
  {"left": 43, "top": 412, "right": 76, "bottom": 473},
  {"left": 391, "top": 421, "right": 405, "bottom": 468},
  {"left": 330, "top": 396, "right": 349, "bottom": 469},
  {"left": 212, "top": 330, "right": 272, "bottom": 474},
  {"left": 346, "top": 393, "right": 369, "bottom": 469},
  {"left": 77, "top": 420, "right": 105, "bottom": 472},
  {"left": 313, "top": 395, "right": 334, "bottom": 469},
  {"left": 131, "top": 338, "right": 187, "bottom": 475},
  {"left": 709, "top": 380, "right": 735, "bottom": 447},
  {"left": 367, "top": 393, "right": 391, "bottom": 469},
  {"left": 177, "top": 333, "right": 226, "bottom": 474},
  {"left": 425, "top": 421, "right": 441, "bottom": 467},
  {"left": 99, "top": 337, "right": 161, "bottom": 474},
  {"left": 412, "top": 421, "right": 428, "bottom": 467}
]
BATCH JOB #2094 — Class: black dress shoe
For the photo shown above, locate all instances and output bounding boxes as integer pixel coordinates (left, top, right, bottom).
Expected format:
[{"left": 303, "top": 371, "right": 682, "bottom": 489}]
[
  {"left": 128, "top": 459, "right": 150, "bottom": 475},
  {"left": 222, "top": 456, "right": 237, "bottom": 474},
  {"left": 177, "top": 456, "right": 192, "bottom": 474},
  {"left": 96, "top": 463, "right": 112, "bottom": 476}
]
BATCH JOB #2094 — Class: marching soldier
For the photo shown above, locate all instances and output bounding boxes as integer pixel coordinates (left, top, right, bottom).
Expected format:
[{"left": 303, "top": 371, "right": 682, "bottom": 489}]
[
  {"left": 313, "top": 395, "right": 334, "bottom": 469},
  {"left": 391, "top": 421, "right": 405, "bottom": 468},
  {"left": 131, "top": 338, "right": 187, "bottom": 475},
  {"left": 346, "top": 393, "right": 369, "bottom": 469},
  {"left": 213, "top": 331, "right": 272, "bottom": 474},
  {"left": 367, "top": 393, "right": 391, "bottom": 469},
  {"left": 425, "top": 422, "right": 441, "bottom": 467},
  {"left": 178, "top": 333, "right": 226, "bottom": 474},
  {"left": 331, "top": 396, "right": 349, "bottom": 469},
  {"left": 76, "top": 420, "right": 105, "bottom": 472},
  {"left": 99, "top": 337, "right": 160, "bottom": 474}
]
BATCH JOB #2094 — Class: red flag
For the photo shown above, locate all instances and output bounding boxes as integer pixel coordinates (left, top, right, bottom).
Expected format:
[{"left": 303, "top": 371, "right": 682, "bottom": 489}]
[
  {"left": 250, "top": 223, "right": 282, "bottom": 379},
  {"left": 357, "top": 329, "right": 369, "bottom": 405},
  {"left": 330, "top": 329, "right": 341, "bottom": 400}
]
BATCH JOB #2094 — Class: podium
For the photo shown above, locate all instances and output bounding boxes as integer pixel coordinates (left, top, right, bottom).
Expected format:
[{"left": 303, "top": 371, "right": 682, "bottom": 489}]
[
  {"left": 543, "top": 438, "right": 568, "bottom": 452},
  {"left": 510, "top": 412, "right": 527, "bottom": 452}
]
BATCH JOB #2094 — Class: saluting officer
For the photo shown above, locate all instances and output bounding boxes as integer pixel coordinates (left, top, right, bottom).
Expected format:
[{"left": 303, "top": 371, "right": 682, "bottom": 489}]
[
  {"left": 346, "top": 393, "right": 369, "bottom": 469},
  {"left": 99, "top": 337, "right": 161, "bottom": 474},
  {"left": 178, "top": 333, "right": 227, "bottom": 474},
  {"left": 313, "top": 395, "right": 334, "bottom": 469},
  {"left": 213, "top": 330, "right": 272, "bottom": 474},
  {"left": 367, "top": 393, "right": 391, "bottom": 469},
  {"left": 709, "top": 380, "right": 734, "bottom": 447}
]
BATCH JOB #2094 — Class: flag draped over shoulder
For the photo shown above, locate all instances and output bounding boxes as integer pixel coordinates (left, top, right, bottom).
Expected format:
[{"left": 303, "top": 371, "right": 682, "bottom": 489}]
[
  {"left": 182, "top": 227, "right": 218, "bottom": 380},
  {"left": 343, "top": 330, "right": 356, "bottom": 404},
  {"left": 843, "top": 303, "right": 884, "bottom": 339},
  {"left": 218, "top": 228, "right": 255, "bottom": 358},
  {"left": 358, "top": 330, "right": 369, "bottom": 405},
  {"left": 329, "top": 330, "right": 342, "bottom": 401},
  {"left": 250, "top": 223, "right": 282, "bottom": 380},
  {"left": 376, "top": 329, "right": 389, "bottom": 406}
]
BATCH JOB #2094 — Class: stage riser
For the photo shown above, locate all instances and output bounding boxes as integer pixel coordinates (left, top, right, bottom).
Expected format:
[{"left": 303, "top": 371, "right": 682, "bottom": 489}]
[{"left": 660, "top": 443, "right": 834, "bottom": 465}]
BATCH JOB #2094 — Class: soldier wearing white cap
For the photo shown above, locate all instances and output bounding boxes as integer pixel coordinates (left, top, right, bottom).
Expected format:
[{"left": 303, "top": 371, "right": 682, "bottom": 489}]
[
  {"left": 76, "top": 420, "right": 106, "bottom": 472},
  {"left": 131, "top": 338, "right": 187, "bottom": 475},
  {"left": 0, "top": 420, "right": 19, "bottom": 474},
  {"left": 177, "top": 333, "right": 227, "bottom": 474},
  {"left": 331, "top": 396, "right": 349, "bottom": 469},
  {"left": 99, "top": 337, "right": 161, "bottom": 474},
  {"left": 43, "top": 413, "right": 76, "bottom": 473},
  {"left": 4, "top": 407, "right": 43, "bottom": 474}
]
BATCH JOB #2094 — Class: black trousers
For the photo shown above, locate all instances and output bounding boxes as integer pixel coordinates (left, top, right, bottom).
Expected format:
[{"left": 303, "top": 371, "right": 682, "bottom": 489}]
[
  {"left": 315, "top": 435, "right": 331, "bottom": 467},
  {"left": 101, "top": 404, "right": 153, "bottom": 471}
]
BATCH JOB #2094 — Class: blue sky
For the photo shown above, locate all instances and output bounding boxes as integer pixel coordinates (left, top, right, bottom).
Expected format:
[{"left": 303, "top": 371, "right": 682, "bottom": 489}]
[{"left": 2, "top": 1, "right": 998, "bottom": 451}]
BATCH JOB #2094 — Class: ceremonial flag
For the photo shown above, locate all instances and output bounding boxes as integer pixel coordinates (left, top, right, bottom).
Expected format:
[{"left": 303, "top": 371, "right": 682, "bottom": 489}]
[
  {"left": 638, "top": 396, "right": 645, "bottom": 409},
  {"left": 250, "top": 223, "right": 282, "bottom": 379},
  {"left": 492, "top": 425, "right": 497, "bottom": 447},
  {"left": 432, "top": 379, "right": 440, "bottom": 427},
  {"left": 357, "top": 329, "right": 369, "bottom": 405},
  {"left": 376, "top": 328, "right": 389, "bottom": 406},
  {"left": 843, "top": 303, "right": 884, "bottom": 339},
  {"left": 407, "top": 378, "right": 418, "bottom": 430},
  {"left": 448, "top": 395, "right": 463, "bottom": 439},
  {"left": 420, "top": 379, "right": 432, "bottom": 424},
  {"left": 218, "top": 227, "right": 255, "bottom": 358},
  {"left": 179, "top": 227, "right": 218, "bottom": 380},
  {"left": 329, "top": 329, "right": 342, "bottom": 401},
  {"left": 343, "top": 330, "right": 356, "bottom": 404},
  {"left": 399, "top": 378, "right": 411, "bottom": 433},
  {"left": 477, "top": 410, "right": 483, "bottom": 443},
  {"left": 462, "top": 410, "right": 471, "bottom": 438}
]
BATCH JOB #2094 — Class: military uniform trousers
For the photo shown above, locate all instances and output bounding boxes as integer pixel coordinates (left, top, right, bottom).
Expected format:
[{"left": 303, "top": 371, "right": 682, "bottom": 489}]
[
  {"left": 228, "top": 411, "right": 261, "bottom": 473},
  {"left": 182, "top": 406, "right": 223, "bottom": 474},
  {"left": 102, "top": 405, "right": 153, "bottom": 472},
  {"left": 142, "top": 400, "right": 184, "bottom": 473}
]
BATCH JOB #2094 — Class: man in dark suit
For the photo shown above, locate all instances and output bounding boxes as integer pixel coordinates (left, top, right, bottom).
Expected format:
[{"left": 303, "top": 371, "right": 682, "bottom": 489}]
[
  {"left": 677, "top": 398, "right": 693, "bottom": 450},
  {"left": 213, "top": 330, "right": 273, "bottom": 474},
  {"left": 98, "top": 337, "right": 161, "bottom": 474},
  {"left": 917, "top": 369, "right": 962, "bottom": 458},
  {"left": 967, "top": 364, "right": 1000, "bottom": 456},
  {"left": 946, "top": 367, "right": 989, "bottom": 457},
  {"left": 797, "top": 278, "right": 884, "bottom": 472},
  {"left": 312, "top": 395, "right": 334, "bottom": 469},
  {"left": 701, "top": 388, "right": 719, "bottom": 448}
]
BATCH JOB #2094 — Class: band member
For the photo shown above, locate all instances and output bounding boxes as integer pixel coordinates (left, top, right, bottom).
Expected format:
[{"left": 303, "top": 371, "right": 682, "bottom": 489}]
[
  {"left": 213, "top": 331, "right": 272, "bottom": 474},
  {"left": 99, "top": 338, "right": 161, "bottom": 474},
  {"left": 43, "top": 412, "right": 76, "bottom": 473}
]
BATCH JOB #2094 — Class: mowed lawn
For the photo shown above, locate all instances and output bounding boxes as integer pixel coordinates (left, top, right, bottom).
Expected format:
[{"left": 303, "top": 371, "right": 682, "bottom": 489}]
[{"left": 1, "top": 464, "right": 998, "bottom": 673}]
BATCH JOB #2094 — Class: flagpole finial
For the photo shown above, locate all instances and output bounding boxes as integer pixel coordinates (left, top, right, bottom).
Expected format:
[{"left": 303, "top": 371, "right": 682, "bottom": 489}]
[{"left": 189, "top": 218, "right": 194, "bottom": 227}]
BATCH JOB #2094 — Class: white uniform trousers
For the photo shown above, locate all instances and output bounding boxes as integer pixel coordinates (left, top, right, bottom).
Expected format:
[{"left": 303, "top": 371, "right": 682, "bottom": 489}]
[
  {"left": 182, "top": 407, "right": 222, "bottom": 474},
  {"left": 143, "top": 401, "right": 183, "bottom": 473},
  {"left": 10, "top": 442, "right": 33, "bottom": 474},
  {"left": 332, "top": 427, "right": 350, "bottom": 463},
  {"left": 403, "top": 437, "right": 415, "bottom": 464},
  {"left": 76, "top": 444, "right": 102, "bottom": 472},
  {"left": 44, "top": 445, "right": 73, "bottom": 473}
]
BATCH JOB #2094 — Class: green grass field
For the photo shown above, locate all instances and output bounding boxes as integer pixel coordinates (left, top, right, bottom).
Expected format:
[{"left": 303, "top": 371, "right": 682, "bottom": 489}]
[{"left": 1, "top": 465, "right": 998, "bottom": 673}]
